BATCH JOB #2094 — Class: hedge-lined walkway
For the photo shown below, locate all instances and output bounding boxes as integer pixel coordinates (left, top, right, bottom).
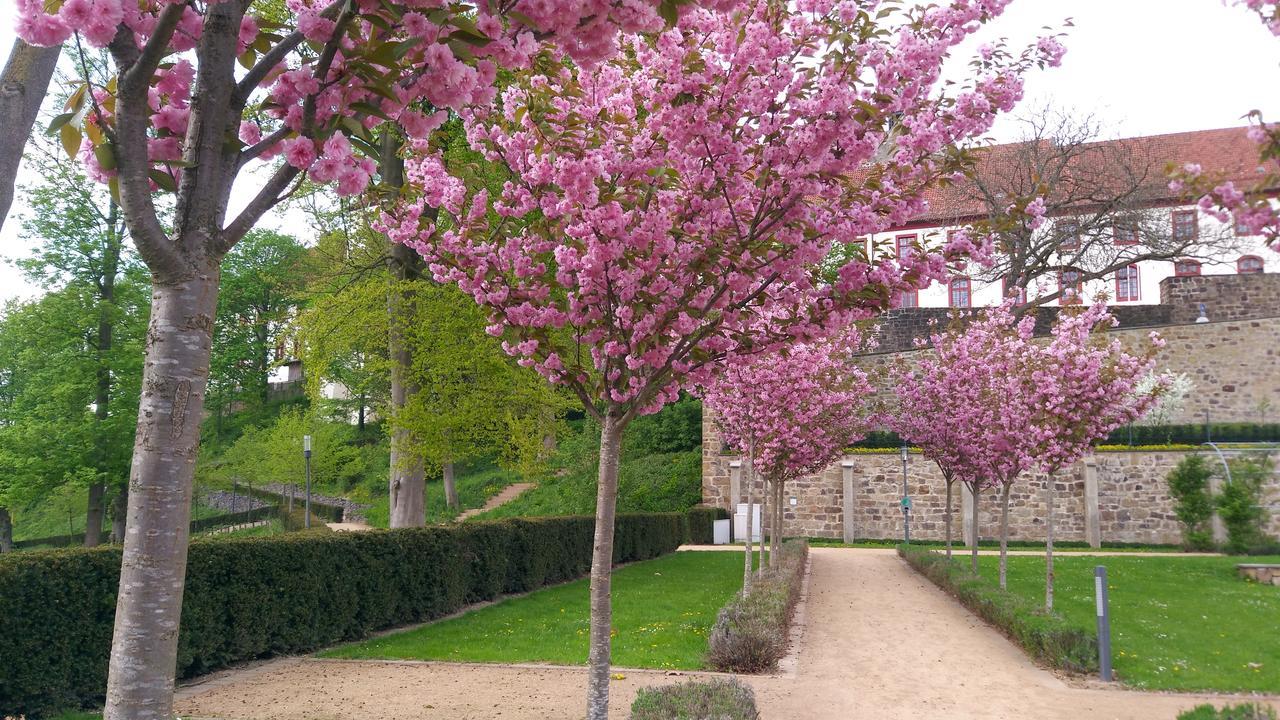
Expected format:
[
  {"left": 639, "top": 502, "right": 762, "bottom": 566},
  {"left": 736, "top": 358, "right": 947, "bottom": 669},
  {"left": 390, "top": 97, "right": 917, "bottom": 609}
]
[{"left": 173, "top": 548, "right": 1279, "bottom": 720}]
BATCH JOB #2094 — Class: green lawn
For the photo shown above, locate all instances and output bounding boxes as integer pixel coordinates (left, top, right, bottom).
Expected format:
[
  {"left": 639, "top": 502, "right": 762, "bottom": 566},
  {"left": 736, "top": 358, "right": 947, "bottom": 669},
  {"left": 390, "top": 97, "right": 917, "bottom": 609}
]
[
  {"left": 975, "top": 554, "right": 1280, "bottom": 692},
  {"left": 362, "top": 458, "right": 521, "bottom": 528},
  {"left": 321, "top": 551, "right": 744, "bottom": 670}
]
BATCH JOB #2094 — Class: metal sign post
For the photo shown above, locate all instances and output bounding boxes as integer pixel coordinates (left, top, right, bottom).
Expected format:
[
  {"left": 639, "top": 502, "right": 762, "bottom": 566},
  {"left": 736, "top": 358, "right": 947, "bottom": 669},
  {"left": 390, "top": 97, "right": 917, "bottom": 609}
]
[
  {"left": 899, "top": 446, "right": 912, "bottom": 544},
  {"left": 1095, "top": 565, "right": 1113, "bottom": 681},
  {"left": 303, "top": 435, "right": 312, "bottom": 529}
]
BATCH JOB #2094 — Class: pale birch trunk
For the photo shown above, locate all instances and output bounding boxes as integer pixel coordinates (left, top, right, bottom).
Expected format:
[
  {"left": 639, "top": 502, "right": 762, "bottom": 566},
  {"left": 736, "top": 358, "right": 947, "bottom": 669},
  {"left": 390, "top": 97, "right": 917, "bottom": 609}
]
[
  {"left": 1045, "top": 470, "right": 1056, "bottom": 611},
  {"left": 585, "top": 414, "right": 624, "bottom": 720},
  {"left": 105, "top": 270, "right": 219, "bottom": 720},
  {"left": 0, "top": 40, "right": 61, "bottom": 231},
  {"left": 443, "top": 460, "right": 458, "bottom": 510},
  {"left": 384, "top": 132, "right": 427, "bottom": 529},
  {"left": 998, "top": 481, "right": 1012, "bottom": 590}
]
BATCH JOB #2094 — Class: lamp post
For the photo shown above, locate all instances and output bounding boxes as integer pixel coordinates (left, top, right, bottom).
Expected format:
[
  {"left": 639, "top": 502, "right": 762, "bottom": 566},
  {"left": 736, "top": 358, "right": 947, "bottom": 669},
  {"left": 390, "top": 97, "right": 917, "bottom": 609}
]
[
  {"left": 303, "top": 435, "right": 312, "bottom": 529},
  {"left": 899, "top": 445, "right": 912, "bottom": 544}
]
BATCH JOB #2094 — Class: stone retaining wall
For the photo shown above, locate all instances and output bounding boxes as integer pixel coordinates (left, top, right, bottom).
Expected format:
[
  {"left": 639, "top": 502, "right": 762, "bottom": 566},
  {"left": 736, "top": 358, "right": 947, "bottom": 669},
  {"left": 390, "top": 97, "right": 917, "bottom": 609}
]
[{"left": 702, "top": 444, "right": 1280, "bottom": 545}]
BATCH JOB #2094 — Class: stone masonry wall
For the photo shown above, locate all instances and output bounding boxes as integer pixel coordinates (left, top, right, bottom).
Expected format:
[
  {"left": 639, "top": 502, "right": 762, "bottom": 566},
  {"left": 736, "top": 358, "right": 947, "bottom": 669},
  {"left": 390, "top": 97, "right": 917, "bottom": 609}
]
[{"left": 1160, "top": 273, "right": 1280, "bottom": 325}]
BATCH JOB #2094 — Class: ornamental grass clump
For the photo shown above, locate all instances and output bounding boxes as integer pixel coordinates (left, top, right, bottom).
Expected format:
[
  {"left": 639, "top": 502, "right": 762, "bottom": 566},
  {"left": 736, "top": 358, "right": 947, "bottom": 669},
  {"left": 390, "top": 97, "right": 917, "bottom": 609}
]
[
  {"left": 706, "top": 540, "right": 807, "bottom": 673},
  {"left": 630, "top": 678, "right": 759, "bottom": 720}
]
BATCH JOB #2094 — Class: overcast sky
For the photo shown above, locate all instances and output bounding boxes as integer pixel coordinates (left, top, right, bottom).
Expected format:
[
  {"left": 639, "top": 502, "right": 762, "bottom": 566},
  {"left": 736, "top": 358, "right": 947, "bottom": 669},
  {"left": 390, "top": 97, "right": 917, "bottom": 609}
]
[{"left": 1, "top": 0, "right": 1278, "bottom": 302}]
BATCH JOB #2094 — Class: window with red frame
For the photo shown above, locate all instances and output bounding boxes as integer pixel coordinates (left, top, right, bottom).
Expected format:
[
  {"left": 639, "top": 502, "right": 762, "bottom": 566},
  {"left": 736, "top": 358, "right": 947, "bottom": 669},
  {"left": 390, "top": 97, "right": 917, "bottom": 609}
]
[
  {"left": 1058, "top": 268, "right": 1082, "bottom": 304},
  {"left": 1174, "top": 259, "right": 1202, "bottom": 277},
  {"left": 1058, "top": 220, "right": 1081, "bottom": 251},
  {"left": 1002, "top": 275, "right": 1027, "bottom": 304},
  {"left": 949, "top": 277, "right": 972, "bottom": 308},
  {"left": 895, "top": 234, "right": 916, "bottom": 262},
  {"left": 1113, "top": 224, "right": 1140, "bottom": 245},
  {"left": 1235, "top": 216, "right": 1257, "bottom": 236},
  {"left": 893, "top": 289, "right": 918, "bottom": 308},
  {"left": 1238, "top": 255, "right": 1265, "bottom": 274},
  {"left": 1172, "top": 210, "right": 1198, "bottom": 241},
  {"left": 1115, "top": 264, "right": 1140, "bottom": 302}
]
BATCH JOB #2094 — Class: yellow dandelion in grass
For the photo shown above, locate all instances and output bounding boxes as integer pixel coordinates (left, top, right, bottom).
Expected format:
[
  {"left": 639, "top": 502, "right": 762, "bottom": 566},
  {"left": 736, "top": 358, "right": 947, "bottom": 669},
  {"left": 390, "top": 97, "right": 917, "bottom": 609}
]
[{"left": 612, "top": 673, "right": 627, "bottom": 680}]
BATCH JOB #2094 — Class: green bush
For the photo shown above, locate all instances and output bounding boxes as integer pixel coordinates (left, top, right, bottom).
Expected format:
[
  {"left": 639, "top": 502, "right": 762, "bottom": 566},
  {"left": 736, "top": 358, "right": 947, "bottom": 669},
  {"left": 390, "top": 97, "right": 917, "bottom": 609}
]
[
  {"left": 1218, "top": 454, "right": 1274, "bottom": 555},
  {"left": 1178, "top": 703, "right": 1278, "bottom": 720},
  {"left": 684, "top": 507, "right": 729, "bottom": 545},
  {"left": 624, "top": 395, "right": 703, "bottom": 456},
  {"left": 706, "top": 540, "right": 808, "bottom": 673},
  {"left": 898, "top": 544, "right": 1097, "bottom": 673},
  {"left": 0, "top": 513, "right": 685, "bottom": 718},
  {"left": 1167, "top": 455, "right": 1217, "bottom": 551},
  {"left": 630, "top": 678, "right": 759, "bottom": 720}
]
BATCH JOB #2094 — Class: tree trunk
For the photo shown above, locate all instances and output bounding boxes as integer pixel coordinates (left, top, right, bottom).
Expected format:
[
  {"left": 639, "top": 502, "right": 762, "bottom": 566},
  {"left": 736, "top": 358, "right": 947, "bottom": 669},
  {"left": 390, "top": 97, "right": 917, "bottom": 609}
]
[
  {"left": 110, "top": 486, "right": 128, "bottom": 544},
  {"left": 0, "top": 507, "right": 12, "bottom": 552},
  {"left": 770, "top": 479, "right": 783, "bottom": 566},
  {"left": 970, "top": 483, "right": 980, "bottom": 573},
  {"left": 443, "top": 460, "right": 458, "bottom": 510},
  {"left": 585, "top": 414, "right": 624, "bottom": 720},
  {"left": 85, "top": 483, "right": 106, "bottom": 547},
  {"left": 944, "top": 476, "right": 953, "bottom": 561},
  {"left": 0, "top": 40, "right": 61, "bottom": 232},
  {"left": 998, "top": 481, "right": 1012, "bottom": 590},
  {"left": 105, "top": 270, "right": 219, "bottom": 720},
  {"left": 1045, "top": 470, "right": 1056, "bottom": 611},
  {"left": 758, "top": 477, "right": 769, "bottom": 576},
  {"left": 741, "top": 444, "right": 755, "bottom": 591},
  {"left": 384, "top": 130, "right": 427, "bottom": 529}
]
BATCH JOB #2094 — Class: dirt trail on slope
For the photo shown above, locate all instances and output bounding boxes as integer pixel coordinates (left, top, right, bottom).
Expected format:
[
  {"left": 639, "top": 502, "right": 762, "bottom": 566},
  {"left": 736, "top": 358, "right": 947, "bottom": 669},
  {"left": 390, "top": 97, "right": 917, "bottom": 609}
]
[
  {"left": 456, "top": 482, "right": 536, "bottom": 522},
  {"left": 174, "top": 548, "right": 1279, "bottom": 720}
]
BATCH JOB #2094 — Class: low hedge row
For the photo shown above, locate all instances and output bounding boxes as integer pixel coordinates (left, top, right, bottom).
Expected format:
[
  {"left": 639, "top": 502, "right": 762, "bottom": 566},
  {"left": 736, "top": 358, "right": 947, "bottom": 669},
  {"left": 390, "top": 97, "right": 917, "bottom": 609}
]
[
  {"left": 850, "top": 423, "right": 1280, "bottom": 450},
  {"left": 0, "top": 512, "right": 688, "bottom": 718},
  {"left": 707, "top": 540, "right": 808, "bottom": 672},
  {"left": 897, "top": 544, "right": 1097, "bottom": 674},
  {"left": 684, "top": 506, "right": 729, "bottom": 544},
  {"left": 631, "top": 678, "right": 760, "bottom": 720}
]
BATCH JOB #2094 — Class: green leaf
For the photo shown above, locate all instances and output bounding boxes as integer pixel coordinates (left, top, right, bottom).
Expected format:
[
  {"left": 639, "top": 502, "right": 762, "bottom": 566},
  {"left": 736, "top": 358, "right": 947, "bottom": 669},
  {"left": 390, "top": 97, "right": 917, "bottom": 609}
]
[
  {"left": 149, "top": 169, "right": 177, "bottom": 193},
  {"left": 238, "top": 49, "right": 257, "bottom": 70},
  {"left": 46, "top": 112, "right": 75, "bottom": 137},
  {"left": 93, "top": 143, "right": 117, "bottom": 172},
  {"left": 350, "top": 101, "right": 392, "bottom": 122}
]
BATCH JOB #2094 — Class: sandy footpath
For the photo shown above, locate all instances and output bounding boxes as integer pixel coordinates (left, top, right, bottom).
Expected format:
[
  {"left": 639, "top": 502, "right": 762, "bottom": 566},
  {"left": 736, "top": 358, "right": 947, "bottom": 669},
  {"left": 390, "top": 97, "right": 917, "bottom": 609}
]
[{"left": 174, "top": 548, "right": 1278, "bottom": 720}]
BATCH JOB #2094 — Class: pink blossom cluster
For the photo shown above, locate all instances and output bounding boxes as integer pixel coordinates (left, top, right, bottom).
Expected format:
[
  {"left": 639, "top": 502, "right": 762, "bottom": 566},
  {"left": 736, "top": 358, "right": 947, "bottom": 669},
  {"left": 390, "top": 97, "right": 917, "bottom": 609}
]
[
  {"left": 1236, "top": 0, "right": 1280, "bottom": 34},
  {"left": 889, "top": 301, "right": 1164, "bottom": 487},
  {"left": 381, "top": 0, "right": 1064, "bottom": 416},
  {"left": 15, "top": 0, "right": 738, "bottom": 199},
  {"left": 702, "top": 334, "right": 872, "bottom": 484}
]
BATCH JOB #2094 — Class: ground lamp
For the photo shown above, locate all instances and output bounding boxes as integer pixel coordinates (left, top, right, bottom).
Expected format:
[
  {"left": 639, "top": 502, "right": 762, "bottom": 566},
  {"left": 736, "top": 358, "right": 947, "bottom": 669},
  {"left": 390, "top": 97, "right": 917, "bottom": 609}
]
[
  {"left": 303, "top": 434, "right": 312, "bottom": 529},
  {"left": 899, "top": 445, "right": 912, "bottom": 543}
]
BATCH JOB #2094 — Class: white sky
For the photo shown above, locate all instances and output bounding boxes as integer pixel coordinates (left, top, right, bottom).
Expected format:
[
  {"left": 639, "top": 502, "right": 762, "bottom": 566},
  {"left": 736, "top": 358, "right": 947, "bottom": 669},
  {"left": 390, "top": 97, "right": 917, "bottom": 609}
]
[{"left": 1, "top": 0, "right": 1278, "bottom": 302}]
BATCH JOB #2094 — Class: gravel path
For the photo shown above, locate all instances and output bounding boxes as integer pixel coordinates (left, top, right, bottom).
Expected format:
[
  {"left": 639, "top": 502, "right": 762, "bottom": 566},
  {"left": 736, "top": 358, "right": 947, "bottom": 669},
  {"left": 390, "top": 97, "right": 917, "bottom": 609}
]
[
  {"left": 457, "top": 482, "right": 536, "bottom": 521},
  {"left": 173, "top": 548, "right": 1279, "bottom": 719}
]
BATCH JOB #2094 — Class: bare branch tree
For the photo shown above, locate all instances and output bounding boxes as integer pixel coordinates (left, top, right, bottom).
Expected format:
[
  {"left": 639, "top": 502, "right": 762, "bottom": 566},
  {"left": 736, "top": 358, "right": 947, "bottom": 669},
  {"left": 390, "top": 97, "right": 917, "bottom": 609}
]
[{"left": 960, "top": 107, "right": 1248, "bottom": 308}]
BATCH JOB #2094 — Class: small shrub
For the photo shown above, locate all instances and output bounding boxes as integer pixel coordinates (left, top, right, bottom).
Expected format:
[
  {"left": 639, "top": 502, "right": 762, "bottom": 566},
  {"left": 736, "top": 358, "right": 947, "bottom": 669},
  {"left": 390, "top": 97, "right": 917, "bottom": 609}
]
[
  {"left": 1177, "top": 703, "right": 1278, "bottom": 720},
  {"left": 707, "top": 540, "right": 807, "bottom": 673},
  {"left": 630, "top": 678, "right": 759, "bottom": 720},
  {"left": 898, "top": 544, "right": 1097, "bottom": 674},
  {"left": 1167, "top": 455, "right": 1216, "bottom": 551},
  {"left": 1218, "top": 454, "right": 1273, "bottom": 555}
]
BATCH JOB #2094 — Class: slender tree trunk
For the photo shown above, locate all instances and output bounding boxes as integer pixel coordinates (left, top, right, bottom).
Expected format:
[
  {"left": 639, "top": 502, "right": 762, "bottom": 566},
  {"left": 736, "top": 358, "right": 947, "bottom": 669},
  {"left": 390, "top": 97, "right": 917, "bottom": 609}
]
[
  {"left": 585, "top": 414, "right": 624, "bottom": 720},
  {"left": 0, "top": 40, "right": 61, "bottom": 231},
  {"left": 443, "top": 460, "right": 458, "bottom": 509},
  {"left": 85, "top": 484, "right": 106, "bottom": 547},
  {"left": 1045, "top": 470, "right": 1056, "bottom": 611},
  {"left": 741, "top": 443, "right": 755, "bottom": 591},
  {"left": 970, "top": 483, "right": 980, "bottom": 573},
  {"left": 944, "top": 475, "right": 953, "bottom": 561},
  {"left": 771, "top": 479, "right": 782, "bottom": 566},
  {"left": 0, "top": 507, "right": 12, "bottom": 552},
  {"left": 105, "top": 269, "right": 219, "bottom": 720},
  {"left": 999, "top": 481, "right": 1012, "bottom": 590},
  {"left": 110, "top": 487, "right": 128, "bottom": 543},
  {"left": 758, "top": 477, "right": 769, "bottom": 576},
  {"left": 384, "top": 131, "right": 426, "bottom": 529}
]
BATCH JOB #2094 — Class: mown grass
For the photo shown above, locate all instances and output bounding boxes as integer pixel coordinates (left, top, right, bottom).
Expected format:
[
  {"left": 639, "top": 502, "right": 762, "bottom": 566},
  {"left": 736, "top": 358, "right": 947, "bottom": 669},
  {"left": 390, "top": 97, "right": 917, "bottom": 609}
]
[
  {"left": 361, "top": 457, "right": 520, "bottom": 528},
  {"left": 321, "top": 551, "right": 745, "bottom": 670},
  {"left": 974, "top": 554, "right": 1280, "bottom": 692}
]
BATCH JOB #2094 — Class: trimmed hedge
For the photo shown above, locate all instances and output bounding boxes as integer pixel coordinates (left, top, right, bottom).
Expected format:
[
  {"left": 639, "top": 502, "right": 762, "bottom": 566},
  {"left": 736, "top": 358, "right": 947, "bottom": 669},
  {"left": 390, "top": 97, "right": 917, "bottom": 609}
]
[
  {"left": 0, "top": 513, "right": 686, "bottom": 718},
  {"left": 14, "top": 505, "right": 282, "bottom": 550},
  {"left": 684, "top": 506, "right": 730, "bottom": 544},
  {"left": 631, "top": 678, "right": 759, "bottom": 720},
  {"left": 1179, "top": 704, "right": 1278, "bottom": 720},
  {"left": 707, "top": 540, "right": 808, "bottom": 672},
  {"left": 898, "top": 544, "right": 1097, "bottom": 674}
]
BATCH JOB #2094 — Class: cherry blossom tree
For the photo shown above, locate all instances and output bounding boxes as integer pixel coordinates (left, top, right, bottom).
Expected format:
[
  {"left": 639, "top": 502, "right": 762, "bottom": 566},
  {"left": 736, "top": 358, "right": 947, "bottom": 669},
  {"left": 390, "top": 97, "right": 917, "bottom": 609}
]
[
  {"left": 1026, "top": 303, "right": 1163, "bottom": 610},
  {"left": 703, "top": 333, "right": 873, "bottom": 586},
  {"left": 12, "top": 0, "right": 748, "bottom": 716},
  {"left": 382, "top": 1, "right": 1063, "bottom": 714}
]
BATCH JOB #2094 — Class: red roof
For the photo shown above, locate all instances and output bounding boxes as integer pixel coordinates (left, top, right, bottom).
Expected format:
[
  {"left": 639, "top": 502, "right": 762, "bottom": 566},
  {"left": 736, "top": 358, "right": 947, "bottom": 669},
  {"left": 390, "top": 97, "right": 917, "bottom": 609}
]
[{"left": 898, "top": 126, "right": 1280, "bottom": 228}]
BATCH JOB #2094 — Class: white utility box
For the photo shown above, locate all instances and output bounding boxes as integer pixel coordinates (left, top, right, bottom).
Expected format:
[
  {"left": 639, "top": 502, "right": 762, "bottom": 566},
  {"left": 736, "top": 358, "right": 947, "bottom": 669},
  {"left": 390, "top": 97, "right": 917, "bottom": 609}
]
[
  {"left": 712, "top": 519, "right": 731, "bottom": 545},
  {"left": 733, "top": 503, "right": 762, "bottom": 542}
]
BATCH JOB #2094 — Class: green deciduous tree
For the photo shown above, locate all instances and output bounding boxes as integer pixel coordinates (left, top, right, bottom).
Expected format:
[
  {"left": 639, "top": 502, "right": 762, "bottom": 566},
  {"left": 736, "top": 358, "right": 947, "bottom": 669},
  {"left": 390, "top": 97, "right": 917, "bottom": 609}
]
[{"left": 1167, "top": 454, "right": 1217, "bottom": 551}]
